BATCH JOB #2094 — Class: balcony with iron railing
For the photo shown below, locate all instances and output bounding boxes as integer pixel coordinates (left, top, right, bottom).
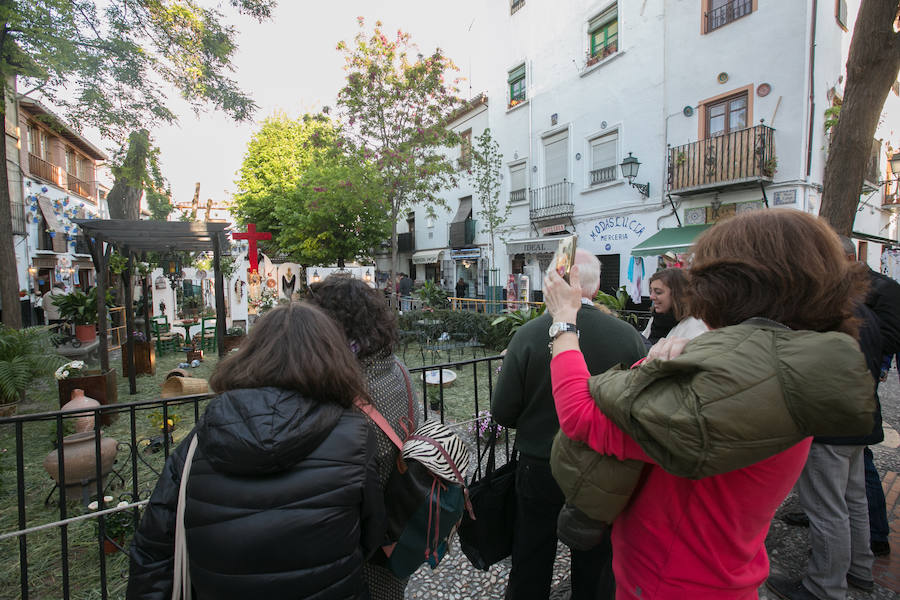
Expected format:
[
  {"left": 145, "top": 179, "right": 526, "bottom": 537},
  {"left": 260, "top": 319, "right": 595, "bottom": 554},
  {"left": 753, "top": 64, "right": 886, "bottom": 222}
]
[
  {"left": 667, "top": 124, "right": 775, "bottom": 196},
  {"left": 705, "top": 0, "right": 753, "bottom": 32},
  {"left": 529, "top": 181, "right": 574, "bottom": 221},
  {"left": 590, "top": 165, "right": 617, "bottom": 186},
  {"left": 449, "top": 219, "right": 477, "bottom": 248}
]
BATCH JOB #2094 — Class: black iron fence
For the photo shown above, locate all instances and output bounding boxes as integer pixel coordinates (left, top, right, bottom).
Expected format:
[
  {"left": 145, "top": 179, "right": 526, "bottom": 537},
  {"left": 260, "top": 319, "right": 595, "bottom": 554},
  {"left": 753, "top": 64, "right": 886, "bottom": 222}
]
[{"left": 0, "top": 355, "right": 508, "bottom": 599}]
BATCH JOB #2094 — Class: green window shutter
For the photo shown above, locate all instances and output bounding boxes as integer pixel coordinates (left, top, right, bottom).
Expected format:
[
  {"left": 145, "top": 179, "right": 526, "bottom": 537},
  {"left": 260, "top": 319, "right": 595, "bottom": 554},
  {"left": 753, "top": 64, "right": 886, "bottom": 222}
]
[{"left": 507, "top": 64, "right": 526, "bottom": 84}]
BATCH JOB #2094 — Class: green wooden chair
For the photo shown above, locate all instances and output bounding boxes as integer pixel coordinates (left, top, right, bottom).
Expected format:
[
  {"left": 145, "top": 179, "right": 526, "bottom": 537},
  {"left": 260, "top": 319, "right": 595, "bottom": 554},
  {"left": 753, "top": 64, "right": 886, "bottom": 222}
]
[
  {"left": 200, "top": 316, "right": 218, "bottom": 351},
  {"left": 150, "top": 315, "right": 178, "bottom": 355}
]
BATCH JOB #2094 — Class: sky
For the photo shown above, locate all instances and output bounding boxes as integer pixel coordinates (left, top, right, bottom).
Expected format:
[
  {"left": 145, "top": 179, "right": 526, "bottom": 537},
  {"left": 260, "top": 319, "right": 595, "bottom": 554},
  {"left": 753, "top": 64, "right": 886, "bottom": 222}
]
[{"left": 150, "top": 0, "right": 486, "bottom": 207}]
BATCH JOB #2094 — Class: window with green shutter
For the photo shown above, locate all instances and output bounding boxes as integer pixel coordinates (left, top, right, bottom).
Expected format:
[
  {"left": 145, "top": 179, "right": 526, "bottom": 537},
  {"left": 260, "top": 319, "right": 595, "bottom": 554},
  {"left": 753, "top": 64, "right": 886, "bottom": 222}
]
[
  {"left": 588, "top": 7, "right": 618, "bottom": 60},
  {"left": 508, "top": 64, "right": 526, "bottom": 106}
]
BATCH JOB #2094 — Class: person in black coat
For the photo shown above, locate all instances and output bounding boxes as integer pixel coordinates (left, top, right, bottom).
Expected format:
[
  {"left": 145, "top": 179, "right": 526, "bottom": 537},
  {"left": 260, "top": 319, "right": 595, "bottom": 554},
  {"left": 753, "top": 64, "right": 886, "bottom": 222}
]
[{"left": 127, "top": 303, "right": 385, "bottom": 600}]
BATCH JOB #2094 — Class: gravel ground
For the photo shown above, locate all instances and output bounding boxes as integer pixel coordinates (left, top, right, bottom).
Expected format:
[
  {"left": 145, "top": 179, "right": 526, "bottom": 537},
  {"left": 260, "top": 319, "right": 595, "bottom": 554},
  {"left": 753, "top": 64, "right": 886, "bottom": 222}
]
[{"left": 405, "top": 366, "right": 900, "bottom": 599}]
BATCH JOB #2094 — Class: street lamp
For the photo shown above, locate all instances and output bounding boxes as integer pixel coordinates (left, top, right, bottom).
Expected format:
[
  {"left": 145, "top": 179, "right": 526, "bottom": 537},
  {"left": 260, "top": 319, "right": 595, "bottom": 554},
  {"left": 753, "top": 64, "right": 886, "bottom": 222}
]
[
  {"left": 890, "top": 151, "right": 900, "bottom": 179},
  {"left": 619, "top": 152, "right": 651, "bottom": 198},
  {"left": 27, "top": 266, "right": 37, "bottom": 278},
  {"left": 312, "top": 270, "right": 320, "bottom": 283},
  {"left": 363, "top": 269, "right": 372, "bottom": 283}
]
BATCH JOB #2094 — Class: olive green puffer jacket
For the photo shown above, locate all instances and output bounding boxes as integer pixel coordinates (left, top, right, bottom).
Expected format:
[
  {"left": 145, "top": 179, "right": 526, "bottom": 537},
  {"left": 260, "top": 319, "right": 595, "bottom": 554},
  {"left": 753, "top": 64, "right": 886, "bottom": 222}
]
[{"left": 551, "top": 320, "right": 875, "bottom": 522}]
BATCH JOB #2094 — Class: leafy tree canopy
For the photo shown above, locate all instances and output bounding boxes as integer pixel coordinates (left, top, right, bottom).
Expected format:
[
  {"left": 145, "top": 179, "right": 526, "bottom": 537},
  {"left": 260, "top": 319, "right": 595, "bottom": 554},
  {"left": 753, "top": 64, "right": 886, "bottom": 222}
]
[
  {"left": 335, "top": 18, "right": 463, "bottom": 274},
  {"left": 470, "top": 128, "right": 507, "bottom": 271},
  {"left": 107, "top": 129, "right": 173, "bottom": 221},
  {"left": 232, "top": 112, "right": 340, "bottom": 242},
  {"left": 277, "top": 161, "right": 390, "bottom": 266},
  {"left": 6, "top": 0, "right": 276, "bottom": 137}
]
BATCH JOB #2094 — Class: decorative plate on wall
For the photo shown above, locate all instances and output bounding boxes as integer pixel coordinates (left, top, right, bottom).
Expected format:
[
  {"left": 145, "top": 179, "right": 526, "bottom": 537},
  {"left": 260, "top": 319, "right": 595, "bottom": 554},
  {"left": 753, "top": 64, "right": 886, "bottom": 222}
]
[
  {"left": 717, "top": 72, "right": 729, "bottom": 84},
  {"left": 266, "top": 278, "right": 277, "bottom": 289},
  {"left": 757, "top": 83, "right": 771, "bottom": 97}
]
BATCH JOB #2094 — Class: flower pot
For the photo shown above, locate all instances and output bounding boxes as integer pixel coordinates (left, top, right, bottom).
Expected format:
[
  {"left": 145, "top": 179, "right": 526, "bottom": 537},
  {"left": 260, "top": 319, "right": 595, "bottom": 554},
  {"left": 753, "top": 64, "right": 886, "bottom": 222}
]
[
  {"left": 42, "top": 431, "right": 118, "bottom": 502},
  {"left": 75, "top": 325, "right": 97, "bottom": 343},
  {"left": 61, "top": 389, "right": 101, "bottom": 433},
  {"left": 223, "top": 335, "right": 243, "bottom": 353},
  {"left": 103, "top": 538, "right": 123, "bottom": 555},
  {"left": 58, "top": 369, "right": 118, "bottom": 426},
  {"left": 122, "top": 341, "right": 156, "bottom": 377}
]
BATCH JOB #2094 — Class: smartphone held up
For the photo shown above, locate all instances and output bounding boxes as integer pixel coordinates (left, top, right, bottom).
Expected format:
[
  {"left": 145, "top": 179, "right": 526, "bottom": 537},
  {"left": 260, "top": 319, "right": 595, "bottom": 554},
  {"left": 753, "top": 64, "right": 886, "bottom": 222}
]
[{"left": 550, "top": 235, "right": 578, "bottom": 283}]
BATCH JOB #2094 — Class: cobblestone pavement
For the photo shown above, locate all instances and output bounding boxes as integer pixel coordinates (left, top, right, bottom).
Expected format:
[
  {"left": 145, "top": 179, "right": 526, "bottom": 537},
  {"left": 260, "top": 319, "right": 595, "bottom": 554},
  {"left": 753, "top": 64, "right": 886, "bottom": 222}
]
[{"left": 405, "top": 368, "right": 900, "bottom": 599}]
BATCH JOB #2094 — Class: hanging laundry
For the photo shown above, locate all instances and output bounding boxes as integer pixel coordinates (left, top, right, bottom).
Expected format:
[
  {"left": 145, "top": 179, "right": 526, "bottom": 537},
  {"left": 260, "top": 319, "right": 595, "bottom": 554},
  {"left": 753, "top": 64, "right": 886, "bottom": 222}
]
[{"left": 627, "top": 256, "right": 644, "bottom": 304}]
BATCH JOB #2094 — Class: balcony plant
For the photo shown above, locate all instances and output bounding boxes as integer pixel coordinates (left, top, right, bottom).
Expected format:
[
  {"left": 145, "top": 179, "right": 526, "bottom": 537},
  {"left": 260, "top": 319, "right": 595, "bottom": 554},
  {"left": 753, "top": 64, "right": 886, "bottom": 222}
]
[
  {"left": 762, "top": 156, "right": 778, "bottom": 177},
  {"left": 53, "top": 288, "right": 106, "bottom": 342}
]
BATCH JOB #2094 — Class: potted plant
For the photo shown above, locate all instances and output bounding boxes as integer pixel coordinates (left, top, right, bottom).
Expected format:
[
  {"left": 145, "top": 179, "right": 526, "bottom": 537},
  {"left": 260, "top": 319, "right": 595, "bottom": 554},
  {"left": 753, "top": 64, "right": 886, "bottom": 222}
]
[
  {"left": 121, "top": 330, "right": 155, "bottom": 377},
  {"left": 0, "top": 325, "right": 65, "bottom": 415},
  {"left": 470, "top": 410, "right": 506, "bottom": 445},
  {"left": 180, "top": 295, "right": 202, "bottom": 319},
  {"left": 223, "top": 326, "right": 245, "bottom": 352},
  {"left": 52, "top": 288, "right": 105, "bottom": 343},
  {"left": 88, "top": 497, "right": 136, "bottom": 553}
]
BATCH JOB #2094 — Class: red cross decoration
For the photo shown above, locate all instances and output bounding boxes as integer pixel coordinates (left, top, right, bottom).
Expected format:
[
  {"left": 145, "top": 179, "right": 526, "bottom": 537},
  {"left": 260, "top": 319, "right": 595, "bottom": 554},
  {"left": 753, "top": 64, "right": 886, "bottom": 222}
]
[{"left": 232, "top": 223, "right": 272, "bottom": 275}]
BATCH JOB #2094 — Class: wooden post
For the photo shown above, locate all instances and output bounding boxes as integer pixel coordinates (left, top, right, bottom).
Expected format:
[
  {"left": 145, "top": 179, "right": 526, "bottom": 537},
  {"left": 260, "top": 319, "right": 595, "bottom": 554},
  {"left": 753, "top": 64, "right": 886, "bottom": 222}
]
[
  {"left": 213, "top": 231, "right": 227, "bottom": 358},
  {"left": 141, "top": 252, "right": 151, "bottom": 342},
  {"left": 123, "top": 248, "right": 137, "bottom": 394},
  {"left": 88, "top": 234, "right": 111, "bottom": 373}
]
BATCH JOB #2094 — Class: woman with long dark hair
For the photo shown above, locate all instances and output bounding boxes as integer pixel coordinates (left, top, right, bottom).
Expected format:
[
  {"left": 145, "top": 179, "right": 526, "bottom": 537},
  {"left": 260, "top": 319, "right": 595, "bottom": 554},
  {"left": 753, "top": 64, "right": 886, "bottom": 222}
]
[
  {"left": 641, "top": 267, "right": 707, "bottom": 345},
  {"left": 544, "top": 210, "right": 875, "bottom": 598},
  {"left": 306, "top": 274, "right": 419, "bottom": 600},
  {"left": 127, "top": 303, "right": 385, "bottom": 600}
]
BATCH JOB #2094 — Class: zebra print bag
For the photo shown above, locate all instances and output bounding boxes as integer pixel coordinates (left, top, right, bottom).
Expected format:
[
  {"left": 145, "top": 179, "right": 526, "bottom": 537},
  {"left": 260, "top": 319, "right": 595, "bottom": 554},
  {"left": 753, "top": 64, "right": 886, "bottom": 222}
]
[{"left": 357, "top": 373, "right": 472, "bottom": 578}]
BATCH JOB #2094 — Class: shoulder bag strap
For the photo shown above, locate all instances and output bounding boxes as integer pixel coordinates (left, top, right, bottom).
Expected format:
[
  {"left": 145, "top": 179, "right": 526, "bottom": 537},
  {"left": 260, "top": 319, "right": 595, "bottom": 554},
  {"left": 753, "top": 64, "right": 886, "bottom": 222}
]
[
  {"left": 354, "top": 397, "right": 405, "bottom": 450},
  {"left": 172, "top": 434, "right": 199, "bottom": 600},
  {"left": 393, "top": 358, "right": 416, "bottom": 436}
]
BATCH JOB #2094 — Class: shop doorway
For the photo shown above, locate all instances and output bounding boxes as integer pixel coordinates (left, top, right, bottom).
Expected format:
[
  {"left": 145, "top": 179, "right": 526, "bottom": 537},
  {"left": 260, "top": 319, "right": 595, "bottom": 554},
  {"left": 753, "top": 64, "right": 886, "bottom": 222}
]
[{"left": 598, "top": 254, "right": 620, "bottom": 295}]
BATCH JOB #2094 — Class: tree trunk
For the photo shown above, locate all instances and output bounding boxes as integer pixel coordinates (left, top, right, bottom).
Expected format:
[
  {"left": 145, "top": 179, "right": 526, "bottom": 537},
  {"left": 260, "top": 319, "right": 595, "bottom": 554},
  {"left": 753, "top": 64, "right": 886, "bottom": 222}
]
[
  {"left": 0, "top": 88, "right": 22, "bottom": 328},
  {"left": 106, "top": 181, "right": 142, "bottom": 220},
  {"left": 820, "top": 0, "right": 900, "bottom": 234},
  {"left": 390, "top": 201, "right": 398, "bottom": 304}
]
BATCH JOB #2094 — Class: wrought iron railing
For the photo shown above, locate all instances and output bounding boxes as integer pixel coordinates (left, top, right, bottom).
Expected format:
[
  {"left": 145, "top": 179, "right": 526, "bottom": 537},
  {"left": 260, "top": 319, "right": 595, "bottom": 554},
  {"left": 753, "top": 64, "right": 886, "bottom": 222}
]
[
  {"left": 11, "top": 193, "right": 25, "bottom": 234},
  {"left": 0, "top": 354, "right": 509, "bottom": 599},
  {"left": 705, "top": 0, "right": 753, "bottom": 32},
  {"left": 510, "top": 0, "right": 525, "bottom": 14},
  {"left": 509, "top": 188, "right": 526, "bottom": 203},
  {"left": 529, "top": 180, "right": 574, "bottom": 221},
  {"left": 667, "top": 124, "right": 775, "bottom": 194},
  {"left": 590, "top": 166, "right": 617, "bottom": 186}
]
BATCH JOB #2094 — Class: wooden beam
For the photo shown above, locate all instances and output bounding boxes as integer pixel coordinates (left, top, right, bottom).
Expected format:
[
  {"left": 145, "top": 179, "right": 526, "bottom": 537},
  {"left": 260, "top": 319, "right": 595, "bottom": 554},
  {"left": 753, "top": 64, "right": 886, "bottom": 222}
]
[
  {"left": 123, "top": 249, "right": 136, "bottom": 395},
  {"left": 141, "top": 253, "right": 151, "bottom": 342},
  {"left": 213, "top": 232, "right": 227, "bottom": 358},
  {"left": 94, "top": 235, "right": 110, "bottom": 373}
]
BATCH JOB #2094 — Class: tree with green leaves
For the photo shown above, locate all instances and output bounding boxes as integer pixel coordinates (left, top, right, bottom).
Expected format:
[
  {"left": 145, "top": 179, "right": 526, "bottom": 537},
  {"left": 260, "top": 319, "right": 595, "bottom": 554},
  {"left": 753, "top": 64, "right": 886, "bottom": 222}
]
[
  {"left": 232, "top": 112, "right": 340, "bottom": 244},
  {"left": 277, "top": 162, "right": 390, "bottom": 267},
  {"left": 335, "top": 18, "right": 463, "bottom": 281},
  {"left": 107, "top": 129, "right": 173, "bottom": 221},
  {"left": 469, "top": 128, "right": 508, "bottom": 278},
  {"left": 819, "top": 0, "right": 900, "bottom": 234},
  {"left": 0, "top": 0, "right": 275, "bottom": 328}
]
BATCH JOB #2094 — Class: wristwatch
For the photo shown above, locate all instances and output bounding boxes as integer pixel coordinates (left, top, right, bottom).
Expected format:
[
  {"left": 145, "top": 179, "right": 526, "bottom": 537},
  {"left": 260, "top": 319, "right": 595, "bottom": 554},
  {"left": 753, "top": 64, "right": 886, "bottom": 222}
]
[{"left": 548, "top": 322, "right": 579, "bottom": 339}]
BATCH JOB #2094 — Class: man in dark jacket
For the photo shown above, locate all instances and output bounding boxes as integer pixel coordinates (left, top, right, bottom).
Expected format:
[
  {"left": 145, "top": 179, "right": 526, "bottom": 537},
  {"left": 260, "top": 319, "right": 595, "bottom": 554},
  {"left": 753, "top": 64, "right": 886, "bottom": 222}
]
[
  {"left": 127, "top": 388, "right": 384, "bottom": 600},
  {"left": 492, "top": 250, "right": 645, "bottom": 600}
]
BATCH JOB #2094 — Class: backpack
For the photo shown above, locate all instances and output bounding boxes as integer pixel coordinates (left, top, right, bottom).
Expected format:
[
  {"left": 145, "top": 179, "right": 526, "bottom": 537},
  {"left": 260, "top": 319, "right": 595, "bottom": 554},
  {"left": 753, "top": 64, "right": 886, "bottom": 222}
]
[{"left": 357, "top": 364, "right": 472, "bottom": 578}]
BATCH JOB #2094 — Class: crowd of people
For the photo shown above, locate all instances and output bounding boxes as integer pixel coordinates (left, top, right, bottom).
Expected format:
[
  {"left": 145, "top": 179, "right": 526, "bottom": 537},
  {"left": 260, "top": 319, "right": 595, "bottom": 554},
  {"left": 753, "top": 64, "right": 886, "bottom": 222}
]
[{"left": 124, "top": 209, "right": 898, "bottom": 599}]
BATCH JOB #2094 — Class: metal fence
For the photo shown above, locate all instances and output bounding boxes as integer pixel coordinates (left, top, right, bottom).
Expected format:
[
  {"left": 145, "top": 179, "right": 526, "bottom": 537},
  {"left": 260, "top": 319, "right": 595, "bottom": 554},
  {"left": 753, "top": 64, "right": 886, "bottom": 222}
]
[{"left": 0, "top": 355, "right": 507, "bottom": 599}]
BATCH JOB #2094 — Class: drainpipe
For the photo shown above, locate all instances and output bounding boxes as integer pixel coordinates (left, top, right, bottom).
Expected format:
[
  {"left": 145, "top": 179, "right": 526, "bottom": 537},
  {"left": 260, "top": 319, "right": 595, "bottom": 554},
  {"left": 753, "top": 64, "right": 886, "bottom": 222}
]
[{"left": 805, "top": 0, "right": 818, "bottom": 179}]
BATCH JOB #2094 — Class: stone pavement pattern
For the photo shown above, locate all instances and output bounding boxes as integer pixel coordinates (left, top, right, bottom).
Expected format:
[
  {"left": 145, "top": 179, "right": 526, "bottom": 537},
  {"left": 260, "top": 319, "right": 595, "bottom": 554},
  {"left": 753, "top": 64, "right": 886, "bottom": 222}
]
[{"left": 405, "top": 368, "right": 900, "bottom": 599}]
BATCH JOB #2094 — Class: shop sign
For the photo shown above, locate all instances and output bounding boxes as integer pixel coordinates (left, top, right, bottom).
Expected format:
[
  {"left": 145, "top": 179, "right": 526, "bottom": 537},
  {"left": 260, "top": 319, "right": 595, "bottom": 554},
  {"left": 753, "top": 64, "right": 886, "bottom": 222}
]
[
  {"left": 450, "top": 248, "right": 481, "bottom": 260},
  {"left": 773, "top": 190, "right": 797, "bottom": 206},
  {"left": 506, "top": 239, "right": 558, "bottom": 255},
  {"left": 540, "top": 224, "right": 567, "bottom": 235},
  {"left": 585, "top": 215, "right": 648, "bottom": 252}
]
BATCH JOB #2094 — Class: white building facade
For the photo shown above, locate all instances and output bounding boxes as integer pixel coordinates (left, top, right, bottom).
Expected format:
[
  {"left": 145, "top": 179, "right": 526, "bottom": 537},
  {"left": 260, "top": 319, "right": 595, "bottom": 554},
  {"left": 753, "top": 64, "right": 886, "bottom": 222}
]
[{"left": 412, "top": 0, "right": 898, "bottom": 300}]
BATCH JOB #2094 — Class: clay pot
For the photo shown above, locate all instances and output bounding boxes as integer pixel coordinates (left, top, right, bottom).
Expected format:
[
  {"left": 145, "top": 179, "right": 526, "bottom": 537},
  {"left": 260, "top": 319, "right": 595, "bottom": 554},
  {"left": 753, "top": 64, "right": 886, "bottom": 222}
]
[
  {"left": 61, "top": 389, "right": 101, "bottom": 433},
  {"left": 43, "top": 431, "right": 118, "bottom": 501},
  {"left": 75, "top": 324, "right": 96, "bottom": 343}
]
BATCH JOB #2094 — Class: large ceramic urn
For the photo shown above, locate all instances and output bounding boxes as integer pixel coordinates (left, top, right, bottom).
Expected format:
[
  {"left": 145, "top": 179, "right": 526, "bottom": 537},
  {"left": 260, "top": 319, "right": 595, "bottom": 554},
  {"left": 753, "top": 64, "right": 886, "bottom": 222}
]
[
  {"left": 43, "top": 431, "right": 118, "bottom": 502},
  {"left": 61, "top": 389, "right": 101, "bottom": 433}
]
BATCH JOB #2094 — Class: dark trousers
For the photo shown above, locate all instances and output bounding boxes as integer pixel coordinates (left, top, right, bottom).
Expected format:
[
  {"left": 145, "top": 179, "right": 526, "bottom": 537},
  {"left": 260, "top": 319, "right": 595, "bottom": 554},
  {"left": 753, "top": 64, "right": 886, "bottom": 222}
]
[
  {"left": 864, "top": 447, "right": 889, "bottom": 544},
  {"left": 505, "top": 454, "right": 614, "bottom": 600}
]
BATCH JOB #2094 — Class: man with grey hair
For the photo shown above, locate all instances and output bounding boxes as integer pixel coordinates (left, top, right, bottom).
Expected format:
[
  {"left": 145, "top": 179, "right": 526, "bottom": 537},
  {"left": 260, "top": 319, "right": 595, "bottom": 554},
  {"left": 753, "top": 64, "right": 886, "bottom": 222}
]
[{"left": 492, "top": 249, "right": 646, "bottom": 600}]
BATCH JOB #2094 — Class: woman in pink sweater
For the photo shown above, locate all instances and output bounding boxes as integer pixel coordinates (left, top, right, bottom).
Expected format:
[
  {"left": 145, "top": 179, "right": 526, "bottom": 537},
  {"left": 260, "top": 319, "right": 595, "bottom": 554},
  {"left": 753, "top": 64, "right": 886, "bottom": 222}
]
[{"left": 544, "top": 211, "right": 869, "bottom": 598}]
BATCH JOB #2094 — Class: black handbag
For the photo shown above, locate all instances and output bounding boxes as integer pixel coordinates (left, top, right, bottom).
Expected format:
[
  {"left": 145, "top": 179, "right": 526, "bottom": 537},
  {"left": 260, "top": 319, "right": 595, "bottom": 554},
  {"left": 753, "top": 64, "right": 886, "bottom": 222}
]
[{"left": 458, "top": 422, "right": 518, "bottom": 570}]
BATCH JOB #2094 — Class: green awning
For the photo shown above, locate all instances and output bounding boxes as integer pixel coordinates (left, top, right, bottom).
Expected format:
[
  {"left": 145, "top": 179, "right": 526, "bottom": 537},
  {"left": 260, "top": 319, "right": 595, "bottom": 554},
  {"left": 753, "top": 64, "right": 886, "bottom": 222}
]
[{"left": 630, "top": 224, "right": 712, "bottom": 257}]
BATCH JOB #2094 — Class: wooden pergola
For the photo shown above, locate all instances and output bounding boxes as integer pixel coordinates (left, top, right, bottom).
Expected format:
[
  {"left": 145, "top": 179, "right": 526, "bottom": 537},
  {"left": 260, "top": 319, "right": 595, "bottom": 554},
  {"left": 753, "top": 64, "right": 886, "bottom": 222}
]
[{"left": 73, "top": 220, "right": 231, "bottom": 394}]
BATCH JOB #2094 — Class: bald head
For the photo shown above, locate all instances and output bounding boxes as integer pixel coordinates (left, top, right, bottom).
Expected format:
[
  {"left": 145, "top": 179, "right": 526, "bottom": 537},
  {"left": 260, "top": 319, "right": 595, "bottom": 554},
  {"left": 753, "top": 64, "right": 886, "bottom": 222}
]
[
  {"left": 574, "top": 249, "right": 601, "bottom": 298},
  {"left": 837, "top": 235, "right": 857, "bottom": 261}
]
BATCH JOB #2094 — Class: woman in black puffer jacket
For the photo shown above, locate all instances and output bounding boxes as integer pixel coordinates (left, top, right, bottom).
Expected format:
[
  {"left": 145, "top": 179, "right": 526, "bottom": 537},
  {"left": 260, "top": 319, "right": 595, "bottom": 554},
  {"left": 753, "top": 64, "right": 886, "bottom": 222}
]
[{"left": 127, "top": 303, "right": 385, "bottom": 600}]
